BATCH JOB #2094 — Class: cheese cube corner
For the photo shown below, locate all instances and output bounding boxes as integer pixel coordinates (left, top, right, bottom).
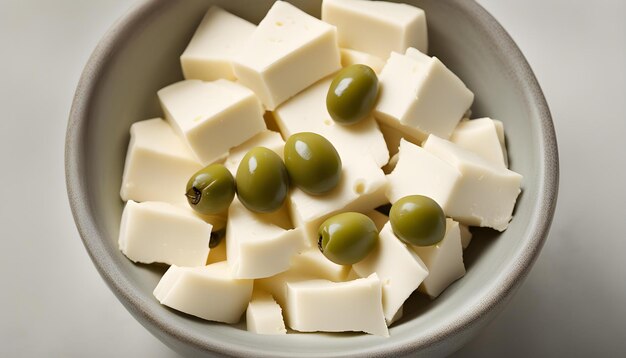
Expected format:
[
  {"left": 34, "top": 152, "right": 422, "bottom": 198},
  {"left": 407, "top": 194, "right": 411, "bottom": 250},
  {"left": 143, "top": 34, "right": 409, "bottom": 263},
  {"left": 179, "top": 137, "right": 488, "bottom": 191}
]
[
  {"left": 120, "top": 118, "right": 202, "bottom": 204},
  {"left": 375, "top": 49, "right": 473, "bottom": 141},
  {"left": 322, "top": 0, "right": 428, "bottom": 59},
  {"left": 153, "top": 262, "right": 253, "bottom": 323},
  {"left": 233, "top": 1, "right": 341, "bottom": 110},
  {"left": 181, "top": 7, "right": 256, "bottom": 81},
  {"left": 412, "top": 219, "right": 465, "bottom": 298},
  {"left": 340, "top": 48, "right": 385, "bottom": 74},
  {"left": 158, "top": 79, "right": 266, "bottom": 165},
  {"left": 290, "top": 248, "right": 351, "bottom": 282},
  {"left": 119, "top": 200, "right": 211, "bottom": 267},
  {"left": 450, "top": 117, "right": 509, "bottom": 168},
  {"left": 246, "top": 291, "right": 287, "bottom": 335}
]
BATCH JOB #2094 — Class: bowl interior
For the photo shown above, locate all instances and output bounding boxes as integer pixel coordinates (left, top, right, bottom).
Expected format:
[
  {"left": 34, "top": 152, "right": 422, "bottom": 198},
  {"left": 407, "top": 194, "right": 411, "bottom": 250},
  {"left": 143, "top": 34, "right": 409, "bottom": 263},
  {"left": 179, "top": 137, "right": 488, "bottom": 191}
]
[{"left": 71, "top": 0, "right": 554, "bottom": 356}]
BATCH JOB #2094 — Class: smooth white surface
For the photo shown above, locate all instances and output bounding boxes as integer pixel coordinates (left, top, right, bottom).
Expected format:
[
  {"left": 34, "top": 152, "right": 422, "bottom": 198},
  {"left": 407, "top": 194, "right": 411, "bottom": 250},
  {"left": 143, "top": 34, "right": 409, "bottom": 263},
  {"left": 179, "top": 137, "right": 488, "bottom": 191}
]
[{"left": 0, "top": 0, "right": 624, "bottom": 357}]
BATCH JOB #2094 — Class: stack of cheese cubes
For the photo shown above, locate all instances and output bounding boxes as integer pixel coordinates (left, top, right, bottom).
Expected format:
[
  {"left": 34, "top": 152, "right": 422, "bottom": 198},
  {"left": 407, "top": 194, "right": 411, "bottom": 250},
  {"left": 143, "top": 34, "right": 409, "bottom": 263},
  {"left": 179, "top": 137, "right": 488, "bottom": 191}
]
[{"left": 118, "top": 0, "right": 522, "bottom": 337}]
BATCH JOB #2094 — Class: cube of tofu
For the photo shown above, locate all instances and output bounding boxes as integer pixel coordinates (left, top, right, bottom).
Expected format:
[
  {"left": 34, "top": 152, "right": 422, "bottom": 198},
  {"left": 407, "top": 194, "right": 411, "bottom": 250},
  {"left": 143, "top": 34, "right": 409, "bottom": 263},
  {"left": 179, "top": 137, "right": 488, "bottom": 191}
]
[
  {"left": 340, "top": 48, "right": 385, "bottom": 74},
  {"left": 459, "top": 224, "right": 472, "bottom": 250},
  {"left": 353, "top": 222, "right": 428, "bottom": 323},
  {"left": 254, "top": 271, "right": 314, "bottom": 311},
  {"left": 180, "top": 7, "right": 255, "bottom": 81},
  {"left": 289, "top": 157, "right": 388, "bottom": 245},
  {"left": 226, "top": 199, "right": 304, "bottom": 279},
  {"left": 158, "top": 79, "right": 266, "bottom": 165},
  {"left": 387, "top": 138, "right": 522, "bottom": 231},
  {"left": 450, "top": 117, "right": 509, "bottom": 168},
  {"left": 153, "top": 262, "right": 253, "bottom": 323},
  {"left": 375, "top": 48, "right": 474, "bottom": 141},
  {"left": 411, "top": 219, "right": 465, "bottom": 298},
  {"left": 290, "top": 248, "right": 350, "bottom": 282},
  {"left": 285, "top": 273, "right": 389, "bottom": 336},
  {"left": 273, "top": 77, "right": 389, "bottom": 168},
  {"left": 118, "top": 201, "right": 211, "bottom": 267},
  {"left": 120, "top": 118, "right": 202, "bottom": 205},
  {"left": 322, "top": 0, "right": 428, "bottom": 59},
  {"left": 246, "top": 291, "right": 287, "bottom": 335},
  {"left": 233, "top": 1, "right": 341, "bottom": 110}
]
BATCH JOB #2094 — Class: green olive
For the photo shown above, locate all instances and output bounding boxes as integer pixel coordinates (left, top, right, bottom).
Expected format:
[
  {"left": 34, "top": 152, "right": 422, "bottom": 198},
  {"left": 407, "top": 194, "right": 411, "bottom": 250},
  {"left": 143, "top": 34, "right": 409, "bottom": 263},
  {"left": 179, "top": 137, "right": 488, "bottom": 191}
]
[
  {"left": 390, "top": 195, "right": 446, "bottom": 246},
  {"left": 284, "top": 132, "right": 342, "bottom": 195},
  {"left": 185, "top": 164, "right": 235, "bottom": 215},
  {"left": 236, "top": 147, "right": 289, "bottom": 213},
  {"left": 326, "top": 64, "right": 379, "bottom": 125},
  {"left": 318, "top": 212, "right": 378, "bottom": 265}
]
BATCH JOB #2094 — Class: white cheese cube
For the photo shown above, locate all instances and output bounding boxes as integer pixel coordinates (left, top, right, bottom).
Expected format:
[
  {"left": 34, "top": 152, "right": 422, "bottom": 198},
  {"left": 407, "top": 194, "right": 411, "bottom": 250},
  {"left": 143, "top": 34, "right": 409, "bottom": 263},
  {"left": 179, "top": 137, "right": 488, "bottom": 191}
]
[
  {"left": 375, "top": 49, "right": 474, "bottom": 141},
  {"left": 340, "top": 48, "right": 385, "bottom": 74},
  {"left": 153, "top": 262, "right": 253, "bottom": 323},
  {"left": 120, "top": 118, "right": 202, "bottom": 204},
  {"left": 285, "top": 273, "right": 389, "bottom": 336},
  {"left": 180, "top": 7, "right": 255, "bottom": 81},
  {"left": 322, "top": 0, "right": 427, "bottom": 59},
  {"left": 450, "top": 117, "right": 508, "bottom": 168},
  {"left": 366, "top": 210, "right": 389, "bottom": 231},
  {"left": 353, "top": 222, "right": 428, "bottom": 323},
  {"left": 158, "top": 79, "right": 266, "bottom": 165},
  {"left": 223, "top": 130, "right": 285, "bottom": 174},
  {"left": 290, "top": 248, "right": 350, "bottom": 282},
  {"left": 118, "top": 201, "right": 211, "bottom": 267},
  {"left": 233, "top": 1, "right": 341, "bottom": 110},
  {"left": 246, "top": 291, "right": 287, "bottom": 335},
  {"left": 387, "top": 138, "right": 522, "bottom": 231},
  {"left": 289, "top": 157, "right": 388, "bottom": 245},
  {"left": 273, "top": 77, "right": 389, "bottom": 168},
  {"left": 389, "top": 306, "right": 403, "bottom": 326},
  {"left": 412, "top": 219, "right": 465, "bottom": 298},
  {"left": 226, "top": 199, "right": 304, "bottom": 279},
  {"left": 378, "top": 121, "right": 422, "bottom": 159},
  {"left": 206, "top": 239, "right": 227, "bottom": 265},
  {"left": 254, "top": 271, "right": 314, "bottom": 311},
  {"left": 459, "top": 224, "right": 472, "bottom": 250}
]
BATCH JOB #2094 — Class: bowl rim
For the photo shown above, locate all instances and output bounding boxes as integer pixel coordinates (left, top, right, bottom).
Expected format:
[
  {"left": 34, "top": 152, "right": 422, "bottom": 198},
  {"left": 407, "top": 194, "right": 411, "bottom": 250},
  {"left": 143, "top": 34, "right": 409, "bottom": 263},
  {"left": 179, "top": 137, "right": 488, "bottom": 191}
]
[{"left": 65, "top": 0, "right": 559, "bottom": 356}]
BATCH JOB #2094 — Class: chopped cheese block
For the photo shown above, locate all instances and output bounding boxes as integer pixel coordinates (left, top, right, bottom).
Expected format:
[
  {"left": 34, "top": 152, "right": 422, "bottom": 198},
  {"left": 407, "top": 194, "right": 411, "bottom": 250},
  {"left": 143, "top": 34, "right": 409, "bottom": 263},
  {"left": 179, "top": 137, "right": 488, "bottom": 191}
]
[
  {"left": 246, "top": 291, "right": 287, "bottom": 335},
  {"left": 226, "top": 199, "right": 304, "bottom": 279},
  {"left": 273, "top": 77, "right": 389, "bottom": 168},
  {"left": 375, "top": 48, "right": 474, "bottom": 141},
  {"left": 180, "top": 7, "right": 255, "bottom": 81},
  {"left": 322, "top": 0, "right": 427, "bottom": 59},
  {"left": 285, "top": 273, "right": 389, "bottom": 336},
  {"left": 366, "top": 210, "right": 389, "bottom": 231},
  {"left": 158, "top": 79, "right": 266, "bottom": 164},
  {"left": 389, "top": 305, "right": 403, "bottom": 326},
  {"left": 206, "top": 238, "right": 226, "bottom": 264},
  {"left": 290, "top": 248, "right": 350, "bottom": 282},
  {"left": 118, "top": 201, "right": 211, "bottom": 267},
  {"left": 450, "top": 117, "right": 508, "bottom": 168},
  {"left": 233, "top": 1, "right": 341, "bottom": 110},
  {"left": 459, "top": 224, "right": 472, "bottom": 250},
  {"left": 255, "top": 271, "right": 314, "bottom": 311},
  {"left": 120, "top": 118, "right": 202, "bottom": 204},
  {"left": 153, "top": 262, "right": 253, "bottom": 323},
  {"left": 175, "top": 204, "right": 226, "bottom": 231},
  {"left": 387, "top": 138, "right": 522, "bottom": 231},
  {"left": 353, "top": 222, "right": 428, "bottom": 323},
  {"left": 378, "top": 121, "right": 421, "bottom": 158},
  {"left": 289, "top": 157, "right": 388, "bottom": 245},
  {"left": 340, "top": 48, "right": 385, "bottom": 74},
  {"left": 412, "top": 219, "right": 465, "bottom": 298}
]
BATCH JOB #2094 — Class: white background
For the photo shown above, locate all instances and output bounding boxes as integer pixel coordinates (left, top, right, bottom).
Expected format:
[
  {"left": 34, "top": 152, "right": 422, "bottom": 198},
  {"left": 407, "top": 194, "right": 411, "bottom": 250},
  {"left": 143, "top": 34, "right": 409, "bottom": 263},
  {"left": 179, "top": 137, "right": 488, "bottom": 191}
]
[{"left": 1, "top": 0, "right": 624, "bottom": 356}]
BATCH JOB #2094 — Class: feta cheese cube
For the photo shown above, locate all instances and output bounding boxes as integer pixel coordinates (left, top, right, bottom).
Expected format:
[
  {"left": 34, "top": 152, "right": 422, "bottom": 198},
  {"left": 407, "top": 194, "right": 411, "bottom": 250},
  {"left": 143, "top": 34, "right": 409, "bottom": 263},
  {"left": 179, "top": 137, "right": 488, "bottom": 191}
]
[
  {"left": 459, "top": 224, "right": 472, "bottom": 250},
  {"left": 366, "top": 210, "right": 389, "bottom": 231},
  {"left": 285, "top": 273, "right": 389, "bottom": 336},
  {"left": 223, "top": 130, "right": 285, "bottom": 174},
  {"left": 389, "top": 306, "right": 403, "bottom": 326},
  {"left": 375, "top": 49, "right": 474, "bottom": 141},
  {"left": 322, "top": 0, "right": 428, "bottom": 59},
  {"left": 289, "top": 248, "right": 350, "bottom": 282},
  {"left": 254, "top": 271, "right": 314, "bottom": 311},
  {"left": 233, "top": 1, "right": 341, "bottom": 110},
  {"left": 340, "top": 48, "right": 385, "bottom": 74},
  {"left": 387, "top": 138, "right": 522, "bottom": 231},
  {"left": 153, "top": 262, "right": 253, "bottom": 323},
  {"left": 118, "top": 201, "right": 211, "bottom": 267},
  {"left": 120, "top": 118, "right": 202, "bottom": 204},
  {"left": 180, "top": 7, "right": 255, "bottom": 81},
  {"left": 450, "top": 117, "right": 509, "bottom": 168},
  {"left": 411, "top": 219, "right": 465, "bottom": 298},
  {"left": 274, "top": 77, "right": 389, "bottom": 168},
  {"left": 246, "top": 291, "right": 287, "bottom": 335},
  {"left": 353, "top": 222, "right": 428, "bottom": 323},
  {"left": 158, "top": 79, "right": 266, "bottom": 165},
  {"left": 226, "top": 199, "right": 304, "bottom": 279},
  {"left": 289, "top": 157, "right": 388, "bottom": 245}
]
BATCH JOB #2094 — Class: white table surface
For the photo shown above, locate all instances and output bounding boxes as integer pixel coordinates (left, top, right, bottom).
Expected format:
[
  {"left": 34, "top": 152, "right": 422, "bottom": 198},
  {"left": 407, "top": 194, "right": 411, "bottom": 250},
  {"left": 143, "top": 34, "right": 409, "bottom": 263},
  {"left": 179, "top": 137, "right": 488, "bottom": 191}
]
[{"left": 1, "top": 0, "right": 624, "bottom": 356}]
